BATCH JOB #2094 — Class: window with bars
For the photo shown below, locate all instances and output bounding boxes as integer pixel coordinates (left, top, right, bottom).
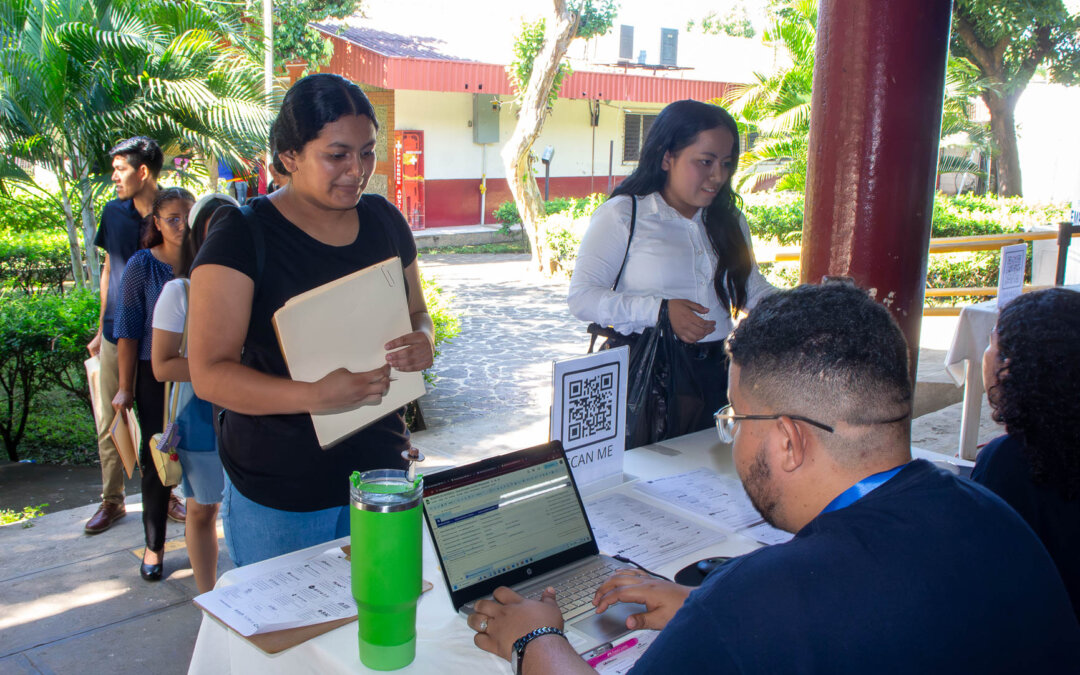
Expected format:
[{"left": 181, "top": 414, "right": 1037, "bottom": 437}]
[{"left": 623, "top": 112, "right": 658, "bottom": 163}]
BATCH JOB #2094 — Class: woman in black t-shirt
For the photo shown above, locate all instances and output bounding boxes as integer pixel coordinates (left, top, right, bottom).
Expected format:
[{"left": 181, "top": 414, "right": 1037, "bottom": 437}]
[{"left": 188, "top": 74, "right": 434, "bottom": 566}]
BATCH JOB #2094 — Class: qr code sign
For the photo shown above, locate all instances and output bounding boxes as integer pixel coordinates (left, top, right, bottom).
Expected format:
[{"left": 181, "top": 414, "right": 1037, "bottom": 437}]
[{"left": 562, "top": 363, "right": 619, "bottom": 450}]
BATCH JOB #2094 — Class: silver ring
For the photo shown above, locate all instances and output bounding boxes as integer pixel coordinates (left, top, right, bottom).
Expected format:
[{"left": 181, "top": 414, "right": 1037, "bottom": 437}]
[{"left": 478, "top": 617, "right": 488, "bottom": 633}]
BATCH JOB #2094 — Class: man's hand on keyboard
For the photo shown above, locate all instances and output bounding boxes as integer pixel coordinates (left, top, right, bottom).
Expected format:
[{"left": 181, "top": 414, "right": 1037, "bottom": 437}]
[
  {"left": 469, "top": 586, "right": 565, "bottom": 662},
  {"left": 592, "top": 569, "right": 693, "bottom": 631}
]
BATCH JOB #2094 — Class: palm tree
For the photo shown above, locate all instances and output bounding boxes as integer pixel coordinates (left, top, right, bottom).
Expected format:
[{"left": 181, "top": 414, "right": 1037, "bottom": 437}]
[
  {"left": 937, "top": 55, "right": 993, "bottom": 186},
  {"left": 722, "top": 0, "right": 816, "bottom": 193},
  {"left": 0, "top": 0, "right": 270, "bottom": 288},
  {"left": 723, "top": 0, "right": 989, "bottom": 194}
]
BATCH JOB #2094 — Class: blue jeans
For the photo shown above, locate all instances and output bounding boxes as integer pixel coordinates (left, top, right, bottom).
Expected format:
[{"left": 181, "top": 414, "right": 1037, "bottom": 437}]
[{"left": 221, "top": 472, "right": 350, "bottom": 567}]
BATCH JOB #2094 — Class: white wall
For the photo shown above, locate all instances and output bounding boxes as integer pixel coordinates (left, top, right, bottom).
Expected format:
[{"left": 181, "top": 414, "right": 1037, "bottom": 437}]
[
  {"left": 1015, "top": 82, "right": 1080, "bottom": 205},
  {"left": 394, "top": 90, "right": 661, "bottom": 182}
]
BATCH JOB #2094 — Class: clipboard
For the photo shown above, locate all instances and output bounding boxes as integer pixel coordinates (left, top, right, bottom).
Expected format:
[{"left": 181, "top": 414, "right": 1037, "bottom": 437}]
[
  {"left": 195, "top": 545, "right": 432, "bottom": 654},
  {"left": 109, "top": 408, "right": 141, "bottom": 479}
]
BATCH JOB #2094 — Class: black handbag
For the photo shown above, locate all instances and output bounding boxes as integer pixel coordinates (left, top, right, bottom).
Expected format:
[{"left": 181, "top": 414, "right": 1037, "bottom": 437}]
[{"left": 623, "top": 301, "right": 704, "bottom": 449}]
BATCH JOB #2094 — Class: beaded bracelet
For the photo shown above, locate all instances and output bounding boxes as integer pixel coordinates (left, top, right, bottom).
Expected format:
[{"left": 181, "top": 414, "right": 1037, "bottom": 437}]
[{"left": 511, "top": 626, "right": 565, "bottom": 675}]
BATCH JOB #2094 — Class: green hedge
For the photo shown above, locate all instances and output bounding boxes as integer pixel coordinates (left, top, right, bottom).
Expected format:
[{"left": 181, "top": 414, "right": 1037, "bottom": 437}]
[
  {"left": 739, "top": 191, "right": 1068, "bottom": 243},
  {"left": 0, "top": 288, "right": 99, "bottom": 461},
  {"left": 0, "top": 230, "right": 72, "bottom": 293},
  {"left": 492, "top": 195, "right": 606, "bottom": 227},
  {"left": 532, "top": 190, "right": 1067, "bottom": 299},
  {"left": 0, "top": 192, "right": 69, "bottom": 233}
]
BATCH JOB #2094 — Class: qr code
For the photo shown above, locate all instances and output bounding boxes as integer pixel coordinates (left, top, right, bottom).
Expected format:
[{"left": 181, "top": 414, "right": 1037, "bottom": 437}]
[{"left": 563, "top": 364, "right": 619, "bottom": 450}]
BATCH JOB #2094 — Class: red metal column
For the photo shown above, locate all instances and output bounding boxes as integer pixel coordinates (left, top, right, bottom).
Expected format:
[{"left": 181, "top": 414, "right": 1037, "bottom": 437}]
[{"left": 801, "top": 0, "right": 953, "bottom": 381}]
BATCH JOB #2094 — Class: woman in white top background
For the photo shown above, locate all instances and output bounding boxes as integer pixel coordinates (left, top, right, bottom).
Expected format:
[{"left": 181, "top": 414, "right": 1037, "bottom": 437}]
[
  {"left": 568, "top": 99, "right": 774, "bottom": 434},
  {"left": 150, "top": 193, "right": 237, "bottom": 593}
]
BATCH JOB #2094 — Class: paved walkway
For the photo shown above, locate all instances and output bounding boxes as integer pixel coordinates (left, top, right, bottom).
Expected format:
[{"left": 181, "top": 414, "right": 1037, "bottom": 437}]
[{"left": 417, "top": 253, "right": 586, "bottom": 428}]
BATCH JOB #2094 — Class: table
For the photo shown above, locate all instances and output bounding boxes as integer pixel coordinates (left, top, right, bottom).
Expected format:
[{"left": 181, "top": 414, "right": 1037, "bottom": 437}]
[
  {"left": 943, "top": 285, "right": 1080, "bottom": 460},
  {"left": 187, "top": 431, "right": 968, "bottom": 674},
  {"left": 187, "top": 430, "right": 761, "bottom": 674}
]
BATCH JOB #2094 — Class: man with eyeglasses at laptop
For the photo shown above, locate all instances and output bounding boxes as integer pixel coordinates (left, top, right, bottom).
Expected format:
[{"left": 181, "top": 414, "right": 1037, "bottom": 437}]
[{"left": 466, "top": 283, "right": 1080, "bottom": 674}]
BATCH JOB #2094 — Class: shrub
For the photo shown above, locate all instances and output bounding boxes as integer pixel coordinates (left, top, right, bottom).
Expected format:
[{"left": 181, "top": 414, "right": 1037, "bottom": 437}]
[
  {"left": 492, "top": 194, "right": 608, "bottom": 228},
  {"left": 0, "top": 288, "right": 99, "bottom": 461},
  {"left": 0, "top": 192, "right": 68, "bottom": 234},
  {"left": 739, "top": 191, "right": 1068, "bottom": 243},
  {"left": 742, "top": 192, "right": 805, "bottom": 244},
  {"left": 421, "top": 271, "right": 461, "bottom": 370},
  {"left": 0, "top": 230, "right": 73, "bottom": 293}
]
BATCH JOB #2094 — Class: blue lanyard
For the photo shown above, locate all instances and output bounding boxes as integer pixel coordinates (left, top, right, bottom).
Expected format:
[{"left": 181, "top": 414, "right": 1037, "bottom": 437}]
[{"left": 821, "top": 464, "right": 907, "bottom": 514}]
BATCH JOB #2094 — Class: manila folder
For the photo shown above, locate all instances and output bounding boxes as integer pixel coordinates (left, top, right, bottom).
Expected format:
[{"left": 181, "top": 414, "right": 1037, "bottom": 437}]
[{"left": 272, "top": 257, "right": 425, "bottom": 448}]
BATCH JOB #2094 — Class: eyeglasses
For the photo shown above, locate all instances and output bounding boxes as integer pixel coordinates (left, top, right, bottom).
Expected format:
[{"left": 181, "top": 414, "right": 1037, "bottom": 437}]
[
  {"left": 713, "top": 404, "right": 834, "bottom": 444},
  {"left": 158, "top": 216, "right": 186, "bottom": 228}
]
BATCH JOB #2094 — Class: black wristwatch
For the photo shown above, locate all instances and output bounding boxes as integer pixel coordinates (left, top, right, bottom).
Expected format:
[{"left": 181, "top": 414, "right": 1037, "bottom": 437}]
[{"left": 510, "top": 626, "right": 565, "bottom": 675}]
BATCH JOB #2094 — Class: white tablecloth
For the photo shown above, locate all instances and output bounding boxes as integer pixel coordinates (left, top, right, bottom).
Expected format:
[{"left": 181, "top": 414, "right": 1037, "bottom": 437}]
[{"left": 187, "top": 430, "right": 760, "bottom": 675}]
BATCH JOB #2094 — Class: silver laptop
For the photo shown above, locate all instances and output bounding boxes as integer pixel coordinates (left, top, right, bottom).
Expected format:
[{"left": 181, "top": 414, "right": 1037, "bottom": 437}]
[{"left": 422, "top": 441, "right": 645, "bottom": 653}]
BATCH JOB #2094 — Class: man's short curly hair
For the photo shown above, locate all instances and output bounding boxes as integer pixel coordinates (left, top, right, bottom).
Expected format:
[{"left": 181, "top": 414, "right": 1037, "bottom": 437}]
[
  {"left": 991, "top": 288, "right": 1080, "bottom": 500},
  {"left": 725, "top": 283, "right": 912, "bottom": 462}
]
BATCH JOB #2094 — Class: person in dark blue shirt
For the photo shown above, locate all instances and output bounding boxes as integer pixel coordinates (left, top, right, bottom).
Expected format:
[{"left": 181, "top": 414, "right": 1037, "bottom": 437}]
[
  {"left": 465, "top": 283, "right": 1080, "bottom": 674},
  {"left": 85, "top": 136, "right": 169, "bottom": 535},
  {"left": 973, "top": 288, "right": 1080, "bottom": 621}
]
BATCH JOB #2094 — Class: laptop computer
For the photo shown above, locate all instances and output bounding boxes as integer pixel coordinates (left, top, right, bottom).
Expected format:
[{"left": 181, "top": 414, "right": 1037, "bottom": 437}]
[{"left": 422, "top": 441, "right": 646, "bottom": 653}]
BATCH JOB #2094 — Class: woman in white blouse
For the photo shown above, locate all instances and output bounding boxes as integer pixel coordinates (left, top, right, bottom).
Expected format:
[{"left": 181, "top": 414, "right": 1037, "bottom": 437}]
[{"left": 568, "top": 100, "right": 774, "bottom": 434}]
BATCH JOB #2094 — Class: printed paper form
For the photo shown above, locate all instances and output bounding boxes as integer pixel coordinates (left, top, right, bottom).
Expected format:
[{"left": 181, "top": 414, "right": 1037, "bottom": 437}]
[
  {"left": 194, "top": 548, "right": 355, "bottom": 636},
  {"left": 634, "top": 468, "right": 794, "bottom": 546},
  {"left": 584, "top": 493, "right": 727, "bottom": 569}
]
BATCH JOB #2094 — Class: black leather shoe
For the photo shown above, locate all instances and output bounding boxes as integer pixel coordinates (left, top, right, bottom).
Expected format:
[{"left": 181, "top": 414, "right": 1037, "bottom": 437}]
[{"left": 140, "top": 561, "right": 163, "bottom": 581}]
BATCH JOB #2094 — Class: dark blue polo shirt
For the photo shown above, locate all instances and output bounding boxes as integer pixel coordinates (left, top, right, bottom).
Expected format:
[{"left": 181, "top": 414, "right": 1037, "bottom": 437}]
[
  {"left": 93, "top": 199, "right": 144, "bottom": 343},
  {"left": 629, "top": 460, "right": 1080, "bottom": 674}
]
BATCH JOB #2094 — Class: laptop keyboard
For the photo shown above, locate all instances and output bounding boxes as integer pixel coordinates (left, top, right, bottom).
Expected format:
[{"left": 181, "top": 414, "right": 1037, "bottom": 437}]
[{"left": 523, "top": 558, "right": 627, "bottom": 621}]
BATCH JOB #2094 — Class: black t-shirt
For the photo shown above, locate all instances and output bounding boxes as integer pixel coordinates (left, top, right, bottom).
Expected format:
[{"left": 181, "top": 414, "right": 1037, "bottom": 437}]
[
  {"left": 629, "top": 460, "right": 1080, "bottom": 674},
  {"left": 973, "top": 433, "right": 1080, "bottom": 620},
  {"left": 191, "top": 194, "right": 418, "bottom": 511},
  {"left": 93, "top": 199, "right": 144, "bottom": 343}
]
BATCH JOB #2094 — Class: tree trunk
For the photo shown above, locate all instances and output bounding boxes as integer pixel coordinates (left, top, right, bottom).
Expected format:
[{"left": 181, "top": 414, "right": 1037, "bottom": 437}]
[
  {"left": 982, "top": 91, "right": 1023, "bottom": 197},
  {"left": 55, "top": 174, "right": 86, "bottom": 289},
  {"left": 500, "top": 0, "right": 579, "bottom": 274},
  {"left": 78, "top": 162, "right": 100, "bottom": 289}
]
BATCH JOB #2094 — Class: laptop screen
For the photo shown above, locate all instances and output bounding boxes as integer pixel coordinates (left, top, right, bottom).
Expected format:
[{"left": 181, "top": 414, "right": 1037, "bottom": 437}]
[{"left": 423, "top": 442, "right": 596, "bottom": 603}]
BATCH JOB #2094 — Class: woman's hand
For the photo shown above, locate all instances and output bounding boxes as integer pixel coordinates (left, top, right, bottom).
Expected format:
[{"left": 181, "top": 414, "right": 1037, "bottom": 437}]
[
  {"left": 309, "top": 364, "right": 392, "bottom": 414},
  {"left": 385, "top": 330, "right": 434, "bottom": 372},
  {"left": 111, "top": 389, "right": 134, "bottom": 413},
  {"left": 592, "top": 569, "right": 692, "bottom": 631},
  {"left": 667, "top": 299, "right": 716, "bottom": 343}
]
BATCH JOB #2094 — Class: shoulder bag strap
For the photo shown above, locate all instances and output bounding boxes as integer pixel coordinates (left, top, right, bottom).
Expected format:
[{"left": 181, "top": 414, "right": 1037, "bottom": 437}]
[
  {"left": 610, "top": 196, "right": 638, "bottom": 292},
  {"left": 179, "top": 279, "right": 190, "bottom": 358},
  {"left": 162, "top": 280, "right": 190, "bottom": 429},
  {"left": 587, "top": 197, "right": 638, "bottom": 353}
]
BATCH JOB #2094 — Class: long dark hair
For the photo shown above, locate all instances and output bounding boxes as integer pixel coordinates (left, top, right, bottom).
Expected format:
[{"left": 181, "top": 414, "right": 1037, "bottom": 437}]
[
  {"left": 990, "top": 288, "right": 1080, "bottom": 500},
  {"left": 270, "top": 73, "right": 378, "bottom": 176},
  {"left": 141, "top": 187, "right": 195, "bottom": 249},
  {"left": 176, "top": 193, "right": 238, "bottom": 278},
  {"left": 612, "top": 100, "right": 750, "bottom": 314}
]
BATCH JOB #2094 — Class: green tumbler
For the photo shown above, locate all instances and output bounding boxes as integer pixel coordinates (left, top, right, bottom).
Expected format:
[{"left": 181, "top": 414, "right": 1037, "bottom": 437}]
[{"left": 349, "top": 469, "right": 423, "bottom": 670}]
